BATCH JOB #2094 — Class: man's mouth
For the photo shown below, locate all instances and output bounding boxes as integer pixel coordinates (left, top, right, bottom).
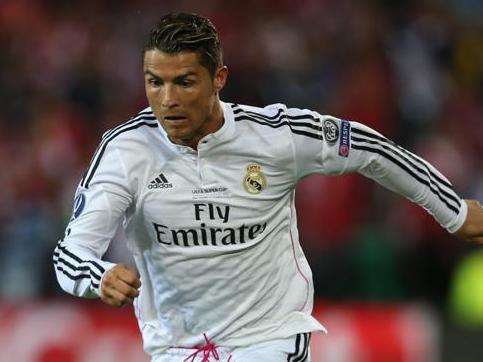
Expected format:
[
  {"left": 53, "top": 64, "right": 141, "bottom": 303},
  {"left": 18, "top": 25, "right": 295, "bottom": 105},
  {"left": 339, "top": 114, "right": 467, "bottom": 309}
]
[{"left": 164, "top": 115, "right": 188, "bottom": 121}]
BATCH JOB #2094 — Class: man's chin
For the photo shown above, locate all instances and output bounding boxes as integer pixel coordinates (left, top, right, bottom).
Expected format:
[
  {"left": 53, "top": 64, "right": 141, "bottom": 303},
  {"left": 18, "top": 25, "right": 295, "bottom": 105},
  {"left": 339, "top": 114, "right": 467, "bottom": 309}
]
[{"left": 166, "top": 132, "right": 195, "bottom": 147}]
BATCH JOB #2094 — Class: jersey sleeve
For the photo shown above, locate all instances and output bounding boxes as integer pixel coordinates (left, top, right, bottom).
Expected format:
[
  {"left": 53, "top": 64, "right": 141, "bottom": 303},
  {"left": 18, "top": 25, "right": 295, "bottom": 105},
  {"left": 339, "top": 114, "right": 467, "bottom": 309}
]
[
  {"left": 53, "top": 140, "right": 133, "bottom": 298},
  {"left": 290, "top": 109, "right": 467, "bottom": 234}
]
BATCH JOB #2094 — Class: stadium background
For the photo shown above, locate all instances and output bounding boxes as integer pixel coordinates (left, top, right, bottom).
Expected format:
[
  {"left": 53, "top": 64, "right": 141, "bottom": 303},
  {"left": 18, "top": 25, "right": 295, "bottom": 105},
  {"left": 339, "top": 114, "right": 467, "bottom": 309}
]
[{"left": 0, "top": 0, "right": 482, "bottom": 361}]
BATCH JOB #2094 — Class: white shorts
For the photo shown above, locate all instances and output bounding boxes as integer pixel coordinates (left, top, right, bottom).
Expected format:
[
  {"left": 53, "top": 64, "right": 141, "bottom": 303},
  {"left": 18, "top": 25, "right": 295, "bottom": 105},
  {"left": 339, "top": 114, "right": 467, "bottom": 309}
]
[{"left": 151, "top": 333, "right": 311, "bottom": 362}]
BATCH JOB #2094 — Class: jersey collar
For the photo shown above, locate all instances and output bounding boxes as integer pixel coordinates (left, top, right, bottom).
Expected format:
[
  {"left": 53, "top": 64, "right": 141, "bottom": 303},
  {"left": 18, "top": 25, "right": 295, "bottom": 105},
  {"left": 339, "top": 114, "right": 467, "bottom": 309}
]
[
  {"left": 157, "top": 101, "right": 236, "bottom": 153},
  {"left": 211, "top": 101, "right": 236, "bottom": 141}
]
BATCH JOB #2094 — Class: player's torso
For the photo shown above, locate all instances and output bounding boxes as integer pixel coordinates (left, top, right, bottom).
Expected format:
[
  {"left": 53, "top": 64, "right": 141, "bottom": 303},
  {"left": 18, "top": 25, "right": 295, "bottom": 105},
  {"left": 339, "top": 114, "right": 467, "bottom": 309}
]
[
  {"left": 121, "top": 116, "right": 303, "bottom": 335},
  {"left": 131, "top": 124, "right": 295, "bottom": 254},
  {"left": 115, "top": 105, "right": 321, "bottom": 345}
]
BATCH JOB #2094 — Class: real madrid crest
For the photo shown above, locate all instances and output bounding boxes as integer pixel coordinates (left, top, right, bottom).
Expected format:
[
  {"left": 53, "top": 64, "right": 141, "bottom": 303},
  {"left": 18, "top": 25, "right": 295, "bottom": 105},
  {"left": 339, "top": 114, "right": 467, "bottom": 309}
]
[{"left": 243, "top": 163, "right": 267, "bottom": 194}]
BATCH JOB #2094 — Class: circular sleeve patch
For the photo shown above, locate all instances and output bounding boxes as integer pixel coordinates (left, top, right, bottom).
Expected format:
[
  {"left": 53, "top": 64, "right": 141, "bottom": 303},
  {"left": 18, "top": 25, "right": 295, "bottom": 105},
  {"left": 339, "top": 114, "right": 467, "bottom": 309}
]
[
  {"left": 323, "top": 119, "right": 339, "bottom": 144},
  {"left": 73, "top": 193, "right": 86, "bottom": 219}
]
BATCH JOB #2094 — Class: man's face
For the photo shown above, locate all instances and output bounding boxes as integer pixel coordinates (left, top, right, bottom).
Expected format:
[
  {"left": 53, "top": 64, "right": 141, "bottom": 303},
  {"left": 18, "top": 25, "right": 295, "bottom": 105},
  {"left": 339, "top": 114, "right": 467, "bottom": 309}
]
[{"left": 143, "top": 50, "right": 227, "bottom": 149}]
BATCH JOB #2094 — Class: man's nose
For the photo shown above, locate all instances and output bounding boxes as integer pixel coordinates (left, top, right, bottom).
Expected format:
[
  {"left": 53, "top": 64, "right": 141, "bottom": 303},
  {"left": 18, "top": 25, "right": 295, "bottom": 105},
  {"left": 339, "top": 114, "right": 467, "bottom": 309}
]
[{"left": 161, "top": 84, "right": 178, "bottom": 108}]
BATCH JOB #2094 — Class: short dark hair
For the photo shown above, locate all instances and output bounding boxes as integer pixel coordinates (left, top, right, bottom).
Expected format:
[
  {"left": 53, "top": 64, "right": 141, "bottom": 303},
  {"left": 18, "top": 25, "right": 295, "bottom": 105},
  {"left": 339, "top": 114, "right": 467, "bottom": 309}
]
[{"left": 144, "top": 13, "right": 223, "bottom": 77}]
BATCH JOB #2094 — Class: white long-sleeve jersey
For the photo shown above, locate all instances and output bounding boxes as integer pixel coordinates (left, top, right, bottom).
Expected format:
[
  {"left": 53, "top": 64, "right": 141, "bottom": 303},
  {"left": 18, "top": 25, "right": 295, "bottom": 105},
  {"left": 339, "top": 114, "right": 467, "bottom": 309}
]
[{"left": 53, "top": 101, "right": 467, "bottom": 356}]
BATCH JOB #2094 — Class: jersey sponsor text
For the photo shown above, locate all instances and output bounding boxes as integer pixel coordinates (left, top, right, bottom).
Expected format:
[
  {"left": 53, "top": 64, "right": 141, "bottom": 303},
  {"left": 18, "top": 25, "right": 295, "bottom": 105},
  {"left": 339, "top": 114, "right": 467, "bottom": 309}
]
[{"left": 152, "top": 202, "right": 267, "bottom": 247}]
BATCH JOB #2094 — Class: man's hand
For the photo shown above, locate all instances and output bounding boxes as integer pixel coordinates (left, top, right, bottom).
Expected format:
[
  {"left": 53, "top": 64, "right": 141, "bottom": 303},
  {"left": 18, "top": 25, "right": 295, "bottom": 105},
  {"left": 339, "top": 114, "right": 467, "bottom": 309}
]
[
  {"left": 454, "top": 199, "right": 483, "bottom": 244},
  {"left": 100, "top": 264, "right": 141, "bottom": 307}
]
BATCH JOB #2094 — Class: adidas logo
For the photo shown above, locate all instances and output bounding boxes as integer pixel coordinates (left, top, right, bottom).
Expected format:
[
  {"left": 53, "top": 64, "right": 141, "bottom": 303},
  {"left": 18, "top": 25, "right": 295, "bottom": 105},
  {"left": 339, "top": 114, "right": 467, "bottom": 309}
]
[{"left": 148, "top": 173, "right": 173, "bottom": 189}]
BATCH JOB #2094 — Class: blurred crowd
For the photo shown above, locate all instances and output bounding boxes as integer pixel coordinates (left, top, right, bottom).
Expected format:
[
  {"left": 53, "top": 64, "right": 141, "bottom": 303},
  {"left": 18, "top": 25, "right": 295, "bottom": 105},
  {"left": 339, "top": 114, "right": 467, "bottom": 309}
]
[{"left": 0, "top": 0, "right": 482, "bottom": 310}]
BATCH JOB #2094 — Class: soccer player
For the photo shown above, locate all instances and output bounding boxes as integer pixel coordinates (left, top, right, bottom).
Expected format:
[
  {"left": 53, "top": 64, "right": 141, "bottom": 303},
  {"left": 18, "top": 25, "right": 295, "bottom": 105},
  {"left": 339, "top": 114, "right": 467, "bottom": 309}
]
[{"left": 53, "top": 12, "right": 483, "bottom": 362}]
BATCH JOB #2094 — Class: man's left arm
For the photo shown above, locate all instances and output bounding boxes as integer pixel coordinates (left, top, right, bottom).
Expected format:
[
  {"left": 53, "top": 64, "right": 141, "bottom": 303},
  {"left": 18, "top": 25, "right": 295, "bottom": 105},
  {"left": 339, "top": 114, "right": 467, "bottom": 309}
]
[
  {"left": 312, "top": 117, "right": 473, "bottom": 238},
  {"left": 286, "top": 106, "right": 479, "bottom": 241}
]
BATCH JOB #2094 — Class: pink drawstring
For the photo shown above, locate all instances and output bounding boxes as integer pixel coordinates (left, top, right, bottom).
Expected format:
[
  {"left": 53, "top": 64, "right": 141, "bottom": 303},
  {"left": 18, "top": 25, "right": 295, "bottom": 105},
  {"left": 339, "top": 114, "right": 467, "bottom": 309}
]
[{"left": 183, "top": 333, "right": 232, "bottom": 362}]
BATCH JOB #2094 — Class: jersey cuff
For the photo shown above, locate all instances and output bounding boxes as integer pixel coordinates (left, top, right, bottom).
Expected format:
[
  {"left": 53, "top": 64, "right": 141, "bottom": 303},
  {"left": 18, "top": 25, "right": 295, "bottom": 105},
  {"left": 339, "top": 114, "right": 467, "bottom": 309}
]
[
  {"left": 446, "top": 200, "right": 468, "bottom": 234},
  {"left": 94, "top": 261, "right": 118, "bottom": 297}
]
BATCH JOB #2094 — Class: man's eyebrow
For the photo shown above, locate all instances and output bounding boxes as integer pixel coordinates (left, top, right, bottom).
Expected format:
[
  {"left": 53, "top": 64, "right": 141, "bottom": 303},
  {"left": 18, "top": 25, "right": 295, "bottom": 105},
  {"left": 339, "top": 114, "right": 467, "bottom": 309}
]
[
  {"left": 143, "top": 70, "right": 198, "bottom": 79},
  {"left": 174, "top": 72, "right": 198, "bottom": 80},
  {"left": 144, "top": 70, "right": 160, "bottom": 78}
]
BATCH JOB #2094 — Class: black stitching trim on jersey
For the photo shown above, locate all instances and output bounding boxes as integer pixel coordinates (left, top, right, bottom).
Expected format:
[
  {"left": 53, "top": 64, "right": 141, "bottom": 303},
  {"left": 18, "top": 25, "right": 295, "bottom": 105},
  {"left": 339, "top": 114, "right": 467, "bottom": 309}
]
[
  {"left": 243, "top": 112, "right": 322, "bottom": 130},
  {"left": 298, "top": 333, "right": 311, "bottom": 362},
  {"left": 232, "top": 106, "right": 322, "bottom": 140},
  {"left": 54, "top": 265, "right": 92, "bottom": 281},
  {"left": 351, "top": 126, "right": 456, "bottom": 191},
  {"left": 293, "top": 333, "right": 308, "bottom": 362},
  {"left": 235, "top": 114, "right": 322, "bottom": 140},
  {"left": 234, "top": 106, "right": 321, "bottom": 125},
  {"left": 287, "top": 334, "right": 301, "bottom": 362},
  {"left": 81, "top": 117, "right": 159, "bottom": 188},
  {"left": 53, "top": 254, "right": 101, "bottom": 281},
  {"left": 351, "top": 143, "right": 460, "bottom": 215},
  {"left": 232, "top": 104, "right": 321, "bottom": 129},
  {"left": 351, "top": 126, "right": 461, "bottom": 212},
  {"left": 287, "top": 333, "right": 310, "bottom": 362},
  {"left": 54, "top": 265, "right": 99, "bottom": 289},
  {"left": 249, "top": 109, "right": 321, "bottom": 124},
  {"left": 53, "top": 237, "right": 105, "bottom": 289},
  {"left": 56, "top": 244, "right": 105, "bottom": 274},
  {"left": 53, "top": 250, "right": 101, "bottom": 289},
  {"left": 102, "top": 111, "right": 156, "bottom": 140},
  {"left": 53, "top": 244, "right": 104, "bottom": 289},
  {"left": 351, "top": 134, "right": 461, "bottom": 209},
  {"left": 81, "top": 112, "right": 157, "bottom": 187}
]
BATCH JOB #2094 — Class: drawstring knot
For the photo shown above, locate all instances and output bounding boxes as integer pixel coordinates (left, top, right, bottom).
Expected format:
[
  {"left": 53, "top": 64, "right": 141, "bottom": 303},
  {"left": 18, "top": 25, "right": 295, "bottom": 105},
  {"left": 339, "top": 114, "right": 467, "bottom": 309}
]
[{"left": 184, "top": 333, "right": 227, "bottom": 362}]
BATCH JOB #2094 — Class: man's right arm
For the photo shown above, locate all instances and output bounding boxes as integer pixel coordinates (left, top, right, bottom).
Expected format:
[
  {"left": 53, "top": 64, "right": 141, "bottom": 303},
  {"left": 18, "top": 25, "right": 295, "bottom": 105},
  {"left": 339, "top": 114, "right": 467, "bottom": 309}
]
[
  {"left": 53, "top": 141, "right": 139, "bottom": 304},
  {"left": 53, "top": 183, "right": 129, "bottom": 299}
]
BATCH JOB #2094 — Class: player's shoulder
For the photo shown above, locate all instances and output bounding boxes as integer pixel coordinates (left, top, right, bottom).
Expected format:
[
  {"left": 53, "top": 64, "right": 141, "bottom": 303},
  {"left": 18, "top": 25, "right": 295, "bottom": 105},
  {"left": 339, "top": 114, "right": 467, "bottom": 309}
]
[
  {"left": 229, "top": 102, "right": 337, "bottom": 143},
  {"left": 100, "top": 107, "right": 159, "bottom": 145},
  {"left": 231, "top": 102, "right": 286, "bottom": 118},
  {"left": 230, "top": 102, "right": 322, "bottom": 120}
]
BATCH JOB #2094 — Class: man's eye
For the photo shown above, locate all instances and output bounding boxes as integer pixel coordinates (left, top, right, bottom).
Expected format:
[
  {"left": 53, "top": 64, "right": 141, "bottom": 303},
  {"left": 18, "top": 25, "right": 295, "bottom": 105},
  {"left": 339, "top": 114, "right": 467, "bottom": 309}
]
[
  {"left": 148, "top": 79, "right": 161, "bottom": 87},
  {"left": 180, "top": 80, "right": 194, "bottom": 87}
]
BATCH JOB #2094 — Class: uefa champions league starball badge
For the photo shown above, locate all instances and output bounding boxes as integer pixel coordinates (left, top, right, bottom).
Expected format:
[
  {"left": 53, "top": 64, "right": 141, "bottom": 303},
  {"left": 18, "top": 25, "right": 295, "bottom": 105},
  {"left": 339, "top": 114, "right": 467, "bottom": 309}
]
[{"left": 243, "top": 163, "right": 267, "bottom": 194}]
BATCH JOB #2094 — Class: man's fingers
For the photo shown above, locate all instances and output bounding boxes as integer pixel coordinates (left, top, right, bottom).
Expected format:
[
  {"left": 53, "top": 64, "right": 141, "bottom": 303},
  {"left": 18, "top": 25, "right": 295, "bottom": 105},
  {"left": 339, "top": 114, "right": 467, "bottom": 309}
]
[
  {"left": 101, "top": 288, "right": 134, "bottom": 307},
  {"left": 101, "top": 281, "right": 136, "bottom": 306},
  {"left": 116, "top": 264, "right": 142, "bottom": 288},
  {"left": 103, "top": 278, "right": 139, "bottom": 298},
  {"left": 116, "top": 279, "right": 140, "bottom": 298},
  {"left": 100, "top": 264, "right": 141, "bottom": 307},
  {"left": 104, "top": 264, "right": 141, "bottom": 289},
  {"left": 109, "top": 288, "right": 134, "bottom": 306},
  {"left": 118, "top": 271, "right": 142, "bottom": 289}
]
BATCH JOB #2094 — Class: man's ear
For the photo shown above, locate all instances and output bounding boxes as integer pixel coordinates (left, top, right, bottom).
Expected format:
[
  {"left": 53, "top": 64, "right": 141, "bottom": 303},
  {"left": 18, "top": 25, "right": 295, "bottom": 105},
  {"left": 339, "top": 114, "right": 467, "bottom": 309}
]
[{"left": 213, "top": 66, "right": 228, "bottom": 93}]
